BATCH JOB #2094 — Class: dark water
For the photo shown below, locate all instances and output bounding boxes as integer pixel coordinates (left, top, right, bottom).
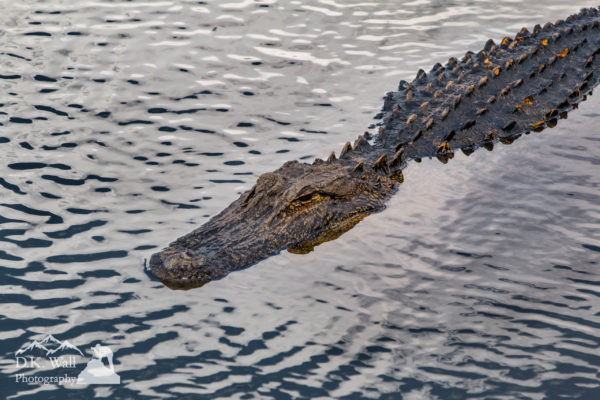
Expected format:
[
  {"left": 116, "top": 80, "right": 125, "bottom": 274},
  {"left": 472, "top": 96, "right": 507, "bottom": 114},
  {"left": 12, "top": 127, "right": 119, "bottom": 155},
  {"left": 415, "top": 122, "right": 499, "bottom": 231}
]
[{"left": 1, "top": 1, "right": 600, "bottom": 399}]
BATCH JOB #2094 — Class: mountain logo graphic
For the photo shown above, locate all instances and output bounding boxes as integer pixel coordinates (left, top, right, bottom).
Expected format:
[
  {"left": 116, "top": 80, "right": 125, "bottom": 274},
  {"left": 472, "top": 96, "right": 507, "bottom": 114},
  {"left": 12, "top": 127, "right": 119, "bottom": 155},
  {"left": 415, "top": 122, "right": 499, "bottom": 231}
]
[
  {"left": 15, "top": 334, "right": 84, "bottom": 358},
  {"left": 13, "top": 335, "right": 120, "bottom": 386}
]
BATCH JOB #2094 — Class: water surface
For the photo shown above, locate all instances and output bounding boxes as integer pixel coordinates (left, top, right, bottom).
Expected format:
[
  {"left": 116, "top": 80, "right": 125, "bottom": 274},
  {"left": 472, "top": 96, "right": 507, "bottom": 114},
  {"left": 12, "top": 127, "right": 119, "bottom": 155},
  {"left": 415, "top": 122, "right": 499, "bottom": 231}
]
[{"left": 1, "top": 1, "right": 600, "bottom": 398}]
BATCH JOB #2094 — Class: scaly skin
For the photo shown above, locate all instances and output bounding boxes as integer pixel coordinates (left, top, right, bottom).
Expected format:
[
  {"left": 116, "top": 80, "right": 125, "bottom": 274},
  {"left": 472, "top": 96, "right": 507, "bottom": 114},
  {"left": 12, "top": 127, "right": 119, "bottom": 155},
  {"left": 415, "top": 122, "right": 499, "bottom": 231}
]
[{"left": 149, "top": 7, "right": 600, "bottom": 287}]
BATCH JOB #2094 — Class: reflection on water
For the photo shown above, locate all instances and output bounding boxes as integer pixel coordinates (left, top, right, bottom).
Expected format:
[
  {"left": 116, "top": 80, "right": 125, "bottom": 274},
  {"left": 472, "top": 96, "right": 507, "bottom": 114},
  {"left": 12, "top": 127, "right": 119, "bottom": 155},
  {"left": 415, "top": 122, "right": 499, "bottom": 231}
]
[{"left": 1, "top": 0, "right": 599, "bottom": 398}]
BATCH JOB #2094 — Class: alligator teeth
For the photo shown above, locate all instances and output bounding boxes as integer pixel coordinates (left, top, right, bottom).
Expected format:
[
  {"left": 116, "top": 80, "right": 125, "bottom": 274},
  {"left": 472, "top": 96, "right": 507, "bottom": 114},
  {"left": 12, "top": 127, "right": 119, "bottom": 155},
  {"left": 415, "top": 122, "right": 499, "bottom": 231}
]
[{"left": 340, "top": 141, "right": 352, "bottom": 157}]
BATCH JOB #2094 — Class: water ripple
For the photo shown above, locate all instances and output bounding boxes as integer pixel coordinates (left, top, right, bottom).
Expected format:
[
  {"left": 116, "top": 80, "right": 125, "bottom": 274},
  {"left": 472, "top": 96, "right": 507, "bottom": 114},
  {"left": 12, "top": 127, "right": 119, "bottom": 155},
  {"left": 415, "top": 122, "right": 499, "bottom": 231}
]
[{"left": 1, "top": 0, "right": 600, "bottom": 398}]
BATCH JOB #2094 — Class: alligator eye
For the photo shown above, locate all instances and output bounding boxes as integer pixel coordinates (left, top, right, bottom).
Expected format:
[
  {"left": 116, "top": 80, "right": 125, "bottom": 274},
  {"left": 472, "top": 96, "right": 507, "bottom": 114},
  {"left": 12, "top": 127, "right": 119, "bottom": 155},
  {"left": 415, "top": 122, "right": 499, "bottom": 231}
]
[{"left": 293, "top": 192, "right": 317, "bottom": 203}]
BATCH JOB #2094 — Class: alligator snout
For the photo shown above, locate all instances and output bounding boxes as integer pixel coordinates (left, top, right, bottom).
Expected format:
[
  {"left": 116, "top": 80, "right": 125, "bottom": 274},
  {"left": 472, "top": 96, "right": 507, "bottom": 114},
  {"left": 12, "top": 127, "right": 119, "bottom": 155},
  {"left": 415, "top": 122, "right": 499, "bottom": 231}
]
[{"left": 148, "top": 249, "right": 210, "bottom": 282}]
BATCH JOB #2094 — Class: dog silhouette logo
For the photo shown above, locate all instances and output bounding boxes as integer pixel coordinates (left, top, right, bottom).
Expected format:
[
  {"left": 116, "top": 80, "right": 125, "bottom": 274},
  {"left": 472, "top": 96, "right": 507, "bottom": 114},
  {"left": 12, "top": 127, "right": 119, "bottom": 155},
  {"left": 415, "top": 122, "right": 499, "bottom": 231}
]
[{"left": 76, "top": 344, "right": 120, "bottom": 385}]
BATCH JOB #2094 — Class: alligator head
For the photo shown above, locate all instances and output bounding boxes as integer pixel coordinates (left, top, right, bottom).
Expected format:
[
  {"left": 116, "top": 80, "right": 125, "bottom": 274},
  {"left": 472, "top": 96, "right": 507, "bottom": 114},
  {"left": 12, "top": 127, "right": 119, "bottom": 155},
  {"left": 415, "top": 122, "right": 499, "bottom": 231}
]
[{"left": 148, "top": 144, "right": 404, "bottom": 287}]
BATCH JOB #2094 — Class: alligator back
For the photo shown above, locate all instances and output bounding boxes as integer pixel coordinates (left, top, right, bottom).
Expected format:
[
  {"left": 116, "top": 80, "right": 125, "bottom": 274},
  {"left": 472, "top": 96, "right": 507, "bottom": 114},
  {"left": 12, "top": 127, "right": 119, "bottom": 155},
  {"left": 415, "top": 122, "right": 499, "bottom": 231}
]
[{"left": 377, "top": 8, "right": 600, "bottom": 160}]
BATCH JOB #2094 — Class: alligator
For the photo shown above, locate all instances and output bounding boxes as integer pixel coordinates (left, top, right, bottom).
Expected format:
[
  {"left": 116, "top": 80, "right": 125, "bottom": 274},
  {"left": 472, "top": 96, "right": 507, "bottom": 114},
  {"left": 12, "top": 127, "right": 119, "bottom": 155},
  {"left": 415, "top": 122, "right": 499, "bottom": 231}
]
[{"left": 149, "top": 7, "right": 600, "bottom": 288}]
